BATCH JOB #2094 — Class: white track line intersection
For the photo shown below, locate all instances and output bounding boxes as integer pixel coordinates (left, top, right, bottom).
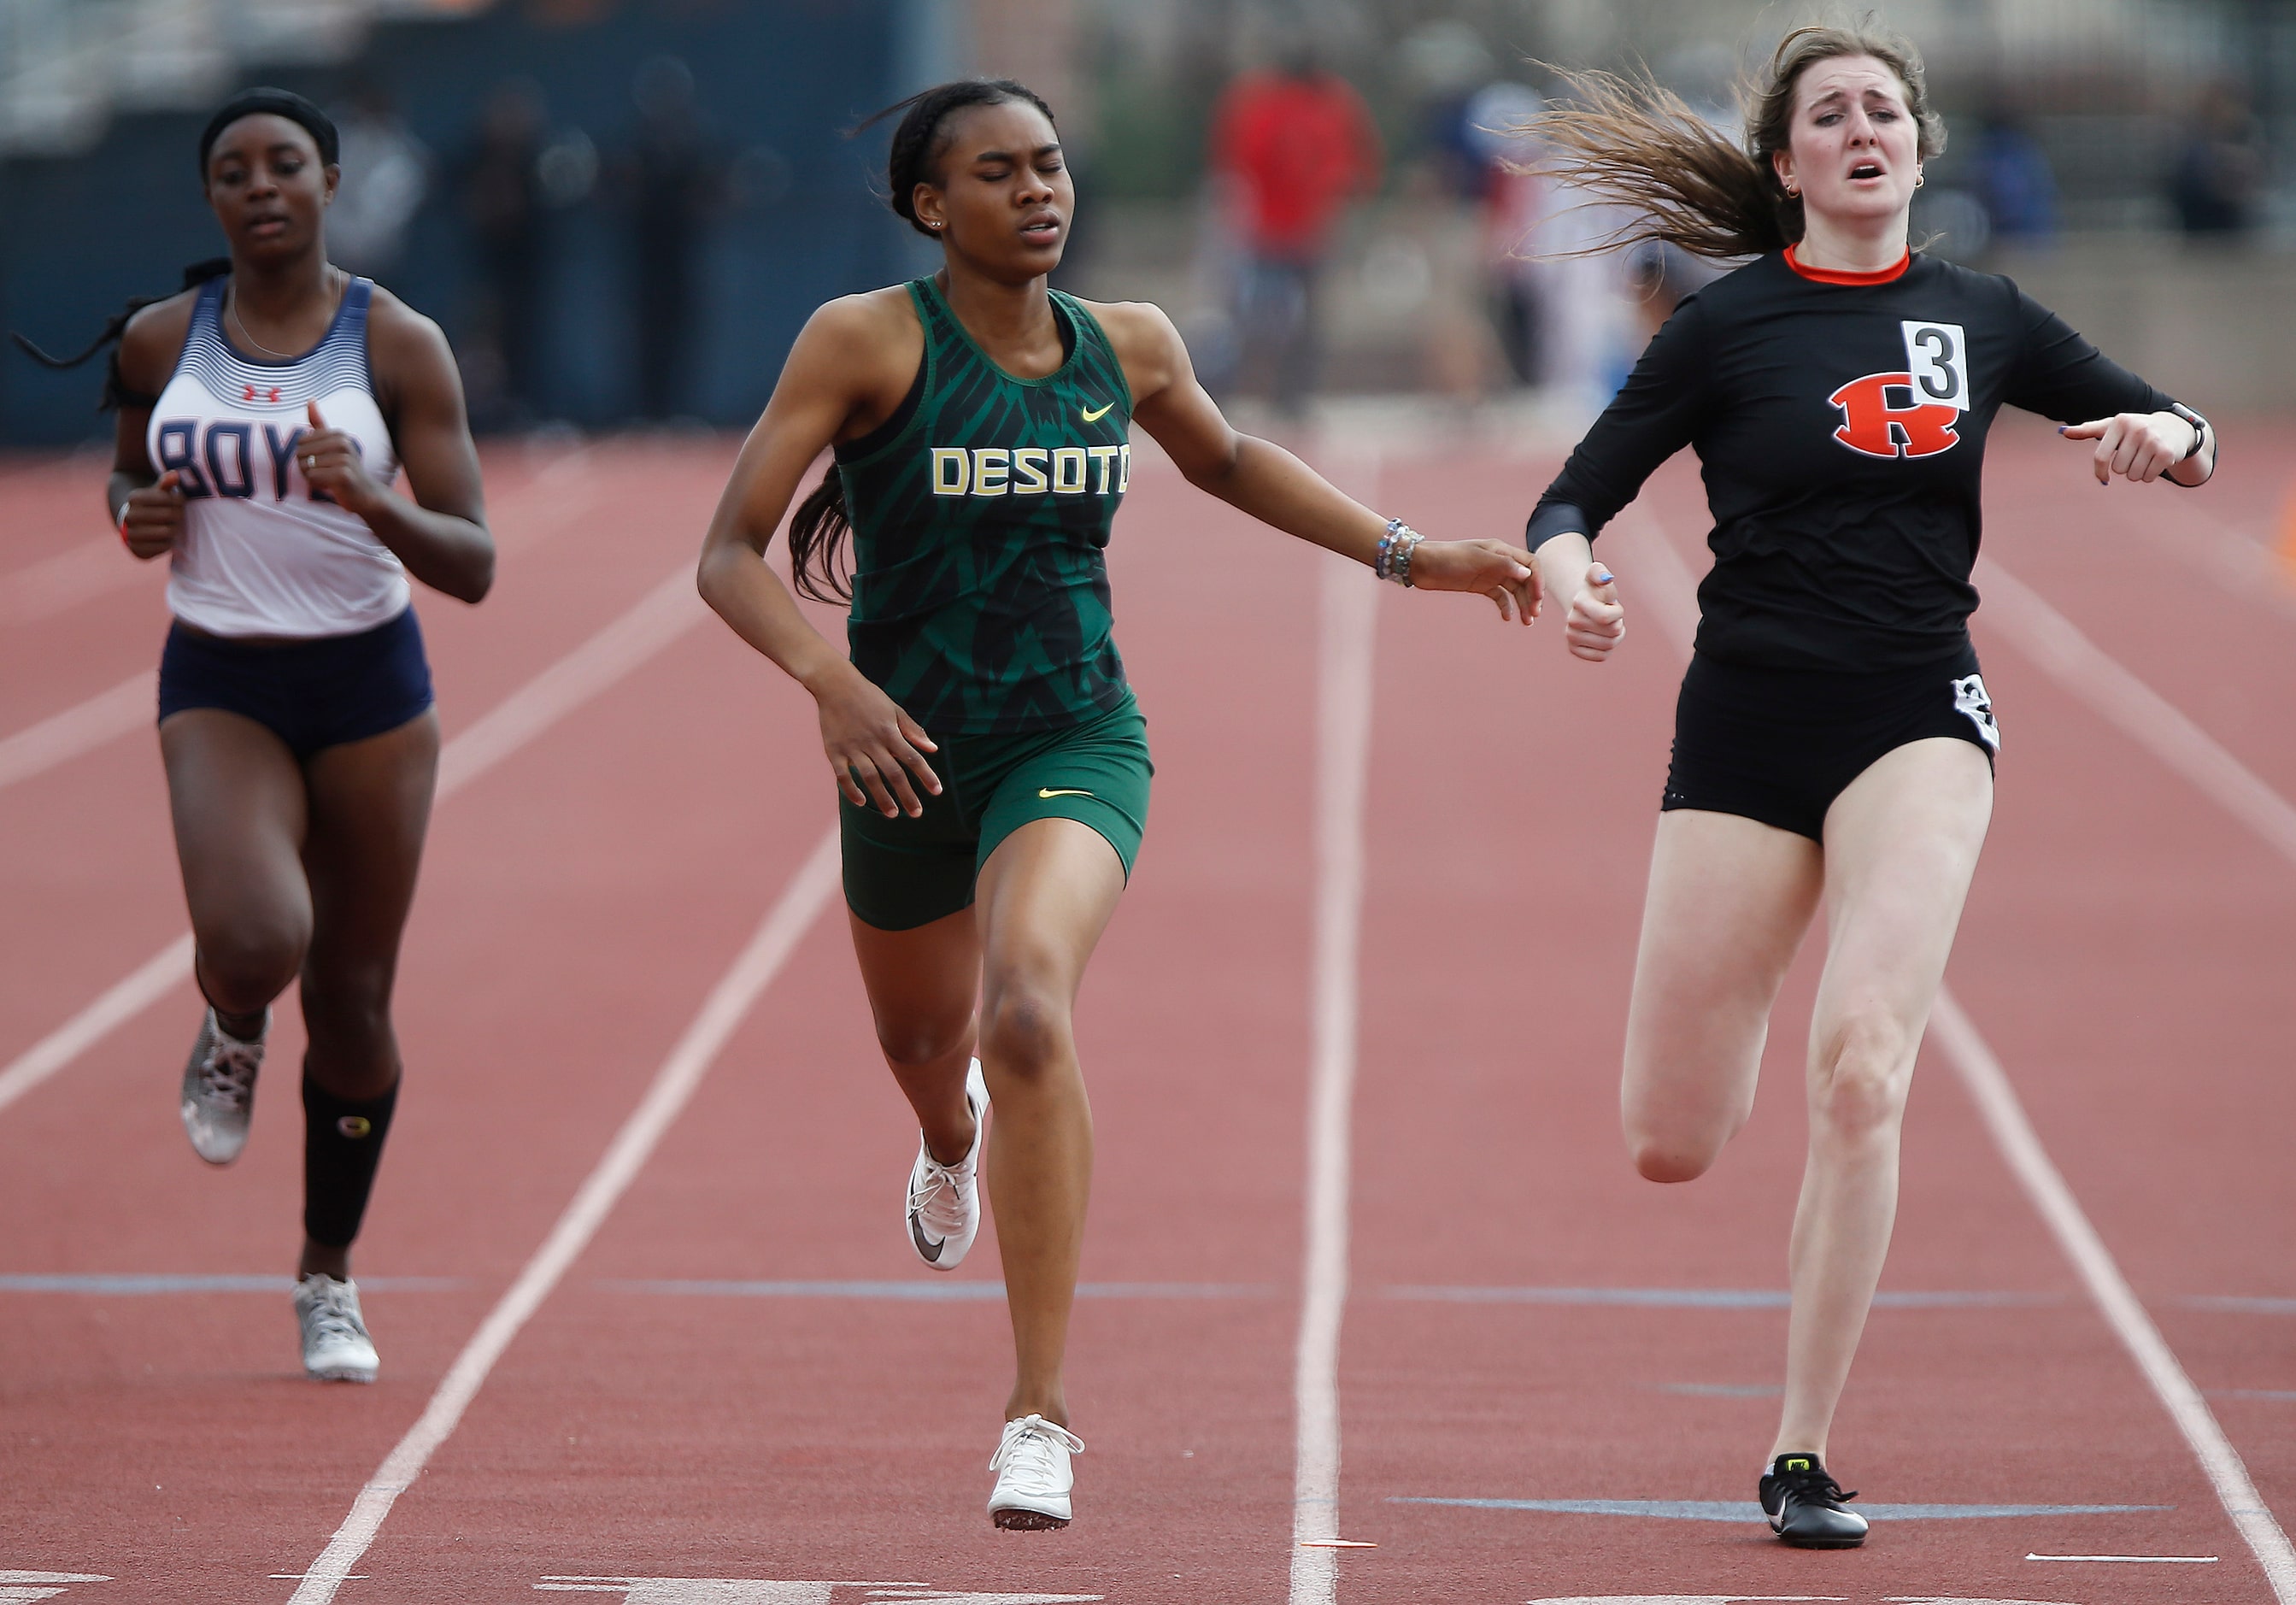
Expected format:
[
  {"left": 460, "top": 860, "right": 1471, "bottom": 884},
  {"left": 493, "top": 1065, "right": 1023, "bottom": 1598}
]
[
  {"left": 0, "top": 566, "right": 707, "bottom": 1119},
  {"left": 1288, "top": 462, "right": 1382, "bottom": 1605},
  {"left": 1931, "top": 997, "right": 2295, "bottom": 1600},
  {"left": 1619, "top": 513, "right": 2296, "bottom": 1602},
  {"left": 287, "top": 827, "right": 841, "bottom": 1604}
]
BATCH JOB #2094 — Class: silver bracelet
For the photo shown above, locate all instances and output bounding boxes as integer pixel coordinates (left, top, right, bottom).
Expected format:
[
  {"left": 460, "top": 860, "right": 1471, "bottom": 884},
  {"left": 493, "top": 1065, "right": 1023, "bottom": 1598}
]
[{"left": 1379, "top": 517, "right": 1422, "bottom": 588}]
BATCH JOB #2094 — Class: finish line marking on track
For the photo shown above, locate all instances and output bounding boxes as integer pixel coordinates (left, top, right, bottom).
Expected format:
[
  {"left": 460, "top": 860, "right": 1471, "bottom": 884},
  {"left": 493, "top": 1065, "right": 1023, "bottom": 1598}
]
[
  {"left": 285, "top": 827, "right": 840, "bottom": 1604},
  {"left": 0, "top": 565, "right": 706, "bottom": 1121},
  {"left": 531, "top": 1582, "right": 1096, "bottom": 1603},
  {"left": 1287, "top": 456, "right": 1382, "bottom": 1605},
  {"left": 1621, "top": 515, "right": 2296, "bottom": 1602},
  {"left": 1518, "top": 1597, "right": 2088, "bottom": 1605},
  {"left": 0, "top": 1574, "right": 112, "bottom": 1596}
]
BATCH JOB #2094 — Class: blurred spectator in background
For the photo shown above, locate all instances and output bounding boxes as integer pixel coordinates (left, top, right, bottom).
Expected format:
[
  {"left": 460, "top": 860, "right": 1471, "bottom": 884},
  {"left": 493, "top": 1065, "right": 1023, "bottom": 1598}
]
[
  {"left": 1464, "top": 79, "right": 1549, "bottom": 387},
  {"left": 327, "top": 79, "right": 429, "bottom": 283},
  {"left": 459, "top": 79, "right": 553, "bottom": 429},
  {"left": 614, "top": 56, "right": 726, "bottom": 423},
  {"left": 1970, "top": 97, "right": 2060, "bottom": 244},
  {"left": 2171, "top": 79, "right": 2267, "bottom": 236},
  {"left": 1208, "top": 44, "right": 1382, "bottom": 416}
]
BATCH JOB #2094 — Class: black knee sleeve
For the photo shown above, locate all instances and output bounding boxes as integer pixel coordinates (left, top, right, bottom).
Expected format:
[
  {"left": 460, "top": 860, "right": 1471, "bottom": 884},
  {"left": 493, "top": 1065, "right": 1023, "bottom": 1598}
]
[{"left": 302, "top": 1067, "right": 399, "bottom": 1249}]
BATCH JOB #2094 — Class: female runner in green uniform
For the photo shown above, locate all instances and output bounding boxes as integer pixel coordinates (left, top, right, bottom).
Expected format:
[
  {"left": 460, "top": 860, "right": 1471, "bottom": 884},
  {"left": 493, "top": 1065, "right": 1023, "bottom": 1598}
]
[{"left": 697, "top": 78, "right": 1541, "bottom": 1529}]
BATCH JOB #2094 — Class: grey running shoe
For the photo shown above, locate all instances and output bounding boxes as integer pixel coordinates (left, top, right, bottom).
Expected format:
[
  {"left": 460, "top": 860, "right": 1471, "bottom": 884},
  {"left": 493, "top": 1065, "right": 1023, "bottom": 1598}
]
[
  {"left": 179, "top": 1007, "right": 267, "bottom": 1166},
  {"left": 294, "top": 1273, "right": 379, "bottom": 1384}
]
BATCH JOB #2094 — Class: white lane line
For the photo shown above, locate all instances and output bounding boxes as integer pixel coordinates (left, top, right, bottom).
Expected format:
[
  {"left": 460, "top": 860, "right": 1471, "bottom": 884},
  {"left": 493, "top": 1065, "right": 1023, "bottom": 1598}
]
[
  {"left": 1624, "top": 514, "right": 2296, "bottom": 1602},
  {"left": 2110, "top": 498, "right": 2296, "bottom": 626},
  {"left": 436, "top": 567, "right": 697, "bottom": 795},
  {"left": 1976, "top": 556, "right": 2296, "bottom": 864},
  {"left": 1933, "top": 993, "right": 2296, "bottom": 1602},
  {"left": 1288, "top": 534, "right": 1381, "bottom": 1604},
  {"left": 288, "top": 826, "right": 841, "bottom": 1605},
  {"left": 2029, "top": 1552, "right": 2221, "bottom": 1563},
  {"left": 0, "top": 671, "right": 155, "bottom": 793},
  {"left": 0, "top": 538, "right": 156, "bottom": 626},
  {"left": 0, "top": 566, "right": 707, "bottom": 1120},
  {"left": 0, "top": 932, "right": 197, "bottom": 1118}
]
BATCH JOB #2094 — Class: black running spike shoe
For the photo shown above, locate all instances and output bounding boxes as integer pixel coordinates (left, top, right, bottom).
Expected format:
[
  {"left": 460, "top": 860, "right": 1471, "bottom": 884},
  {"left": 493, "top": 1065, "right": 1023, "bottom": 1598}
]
[{"left": 1759, "top": 1452, "right": 1869, "bottom": 1549}]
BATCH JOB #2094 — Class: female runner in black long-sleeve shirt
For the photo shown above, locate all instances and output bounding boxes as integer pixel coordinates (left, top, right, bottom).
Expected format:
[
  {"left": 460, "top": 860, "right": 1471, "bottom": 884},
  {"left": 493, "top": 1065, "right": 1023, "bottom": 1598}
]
[{"left": 1522, "top": 24, "right": 2215, "bottom": 1547}]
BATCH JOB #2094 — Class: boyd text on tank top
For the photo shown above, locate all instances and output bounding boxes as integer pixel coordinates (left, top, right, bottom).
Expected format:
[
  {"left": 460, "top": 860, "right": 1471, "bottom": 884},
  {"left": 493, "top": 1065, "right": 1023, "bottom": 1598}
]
[
  {"left": 148, "top": 275, "right": 408, "bottom": 638},
  {"left": 836, "top": 279, "right": 1133, "bottom": 737}
]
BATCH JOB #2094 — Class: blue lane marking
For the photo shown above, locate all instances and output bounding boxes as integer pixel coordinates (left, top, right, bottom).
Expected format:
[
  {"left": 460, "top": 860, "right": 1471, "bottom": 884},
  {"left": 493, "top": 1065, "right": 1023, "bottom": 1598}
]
[
  {"left": 1390, "top": 1496, "right": 2170, "bottom": 1522},
  {"left": 1659, "top": 1383, "right": 1783, "bottom": 1397},
  {"left": 602, "top": 1279, "right": 1274, "bottom": 1301},
  {"left": 2187, "top": 1296, "right": 2296, "bottom": 1315},
  {"left": 1380, "top": 1286, "right": 2052, "bottom": 1309},
  {"left": 0, "top": 1274, "right": 461, "bottom": 1294}
]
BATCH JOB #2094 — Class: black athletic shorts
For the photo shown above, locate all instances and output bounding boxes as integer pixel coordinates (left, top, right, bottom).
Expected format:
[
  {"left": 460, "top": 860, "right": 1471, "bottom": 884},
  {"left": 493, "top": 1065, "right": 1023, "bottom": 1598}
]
[
  {"left": 158, "top": 606, "right": 435, "bottom": 760},
  {"left": 1662, "top": 644, "right": 1999, "bottom": 842}
]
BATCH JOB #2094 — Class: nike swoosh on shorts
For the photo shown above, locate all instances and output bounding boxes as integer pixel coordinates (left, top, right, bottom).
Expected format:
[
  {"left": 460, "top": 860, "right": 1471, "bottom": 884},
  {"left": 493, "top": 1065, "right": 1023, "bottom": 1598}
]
[{"left": 1038, "top": 788, "right": 1094, "bottom": 798}]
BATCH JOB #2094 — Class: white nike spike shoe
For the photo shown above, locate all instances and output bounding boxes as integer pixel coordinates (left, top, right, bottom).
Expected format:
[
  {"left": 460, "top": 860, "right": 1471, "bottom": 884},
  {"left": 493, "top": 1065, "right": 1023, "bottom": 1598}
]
[
  {"left": 179, "top": 1007, "right": 267, "bottom": 1166},
  {"left": 905, "top": 1058, "right": 988, "bottom": 1271},
  {"left": 989, "top": 1414, "right": 1085, "bottom": 1529},
  {"left": 294, "top": 1273, "right": 379, "bottom": 1384}
]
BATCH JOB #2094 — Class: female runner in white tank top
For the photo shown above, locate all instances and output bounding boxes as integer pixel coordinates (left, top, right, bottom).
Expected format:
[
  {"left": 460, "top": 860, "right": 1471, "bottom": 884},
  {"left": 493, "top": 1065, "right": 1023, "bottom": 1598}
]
[{"left": 102, "top": 89, "right": 492, "bottom": 1383}]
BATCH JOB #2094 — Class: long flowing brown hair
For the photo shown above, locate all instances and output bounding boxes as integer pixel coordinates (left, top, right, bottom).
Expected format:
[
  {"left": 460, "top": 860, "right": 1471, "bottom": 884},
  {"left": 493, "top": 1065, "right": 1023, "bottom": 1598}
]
[{"left": 1518, "top": 21, "right": 1947, "bottom": 262}]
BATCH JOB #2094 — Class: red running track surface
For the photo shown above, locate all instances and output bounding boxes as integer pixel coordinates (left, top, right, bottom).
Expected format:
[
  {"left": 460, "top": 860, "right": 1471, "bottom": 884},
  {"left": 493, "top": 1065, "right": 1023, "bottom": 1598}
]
[{"left": 0, "top": 422, "right": 2290, "bottom": 1604}]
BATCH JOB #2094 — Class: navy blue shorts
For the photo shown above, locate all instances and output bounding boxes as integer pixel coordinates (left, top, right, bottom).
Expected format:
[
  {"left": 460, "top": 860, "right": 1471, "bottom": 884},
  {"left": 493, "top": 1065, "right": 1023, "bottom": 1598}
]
[{"left": 158, "top": 607, "right": 435, "bottom": 760}]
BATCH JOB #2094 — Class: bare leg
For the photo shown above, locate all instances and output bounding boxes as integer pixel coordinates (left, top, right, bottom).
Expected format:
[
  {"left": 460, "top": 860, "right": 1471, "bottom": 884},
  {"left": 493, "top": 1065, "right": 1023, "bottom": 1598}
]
[
  {"left": 1772, "top": 738, "right": 1991, "bottom": 1459},
  {"left": 293, "top": 712, "right": 439, "bottom": 1281},
  {"left": 1620, "top": 808, "right": 1823, "bottom": 1182},
  {"left": 972, "top": 819, "right": 1126, "bottom": 1426},
  {"left": 160, "top": 709, "right": 312, "bottom": 1036},
  {"left": 849, "top": 908, "right": 981, "bottom": 1166}
]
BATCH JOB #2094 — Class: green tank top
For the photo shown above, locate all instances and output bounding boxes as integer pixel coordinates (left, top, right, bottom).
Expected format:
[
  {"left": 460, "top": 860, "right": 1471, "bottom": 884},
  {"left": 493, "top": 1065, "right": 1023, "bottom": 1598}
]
[{"left": 835, "top": 276, "right": 1134, "bottom": 736}]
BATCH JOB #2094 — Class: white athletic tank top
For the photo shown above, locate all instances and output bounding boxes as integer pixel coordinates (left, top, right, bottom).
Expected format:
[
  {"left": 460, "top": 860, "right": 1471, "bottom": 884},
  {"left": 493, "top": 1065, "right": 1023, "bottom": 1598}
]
[{"left": 147, "top": 275, "right": 408, "bottom": 638}]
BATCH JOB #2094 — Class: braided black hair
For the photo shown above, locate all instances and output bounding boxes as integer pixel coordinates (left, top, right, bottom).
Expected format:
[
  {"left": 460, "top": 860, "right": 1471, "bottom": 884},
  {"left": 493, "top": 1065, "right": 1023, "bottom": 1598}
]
[
  {"left": 9, "top": 258, "right": 230, "bottom": 412},
  {"left": 785, "top": 78, "right": 1057, "bottom": 603}
]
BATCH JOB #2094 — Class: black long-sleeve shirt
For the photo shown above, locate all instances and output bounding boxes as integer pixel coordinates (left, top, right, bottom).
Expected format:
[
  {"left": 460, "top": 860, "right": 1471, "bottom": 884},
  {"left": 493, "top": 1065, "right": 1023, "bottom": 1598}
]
[{"left": 1527, "top": 248, "right": 2180, "bottom": 673}]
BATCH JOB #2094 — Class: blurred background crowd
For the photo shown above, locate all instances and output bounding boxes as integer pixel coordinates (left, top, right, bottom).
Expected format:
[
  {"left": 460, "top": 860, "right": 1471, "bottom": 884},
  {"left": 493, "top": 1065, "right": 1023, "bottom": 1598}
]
[{"left": 1, "top": 0, "right": 2291, "bottom": 446}]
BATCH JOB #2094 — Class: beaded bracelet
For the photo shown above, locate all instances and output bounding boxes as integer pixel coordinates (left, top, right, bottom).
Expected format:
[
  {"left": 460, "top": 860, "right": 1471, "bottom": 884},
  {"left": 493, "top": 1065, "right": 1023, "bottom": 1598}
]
[{"left": 1378, "top": 518, "right": 1423, "bottom": 588}]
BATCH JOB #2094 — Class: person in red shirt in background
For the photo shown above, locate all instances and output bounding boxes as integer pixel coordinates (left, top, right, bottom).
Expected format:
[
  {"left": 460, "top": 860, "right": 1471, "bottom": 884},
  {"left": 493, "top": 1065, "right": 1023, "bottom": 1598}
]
[{"left": 1209, "top": 44, "right": 1383, "bottom": 416}]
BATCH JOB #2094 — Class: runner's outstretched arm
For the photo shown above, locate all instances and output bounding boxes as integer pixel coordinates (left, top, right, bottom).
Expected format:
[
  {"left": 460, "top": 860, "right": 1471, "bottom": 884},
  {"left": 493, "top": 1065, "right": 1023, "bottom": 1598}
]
[{"left": 1098, "top": 299, "right": 1545, "bottom": 622}]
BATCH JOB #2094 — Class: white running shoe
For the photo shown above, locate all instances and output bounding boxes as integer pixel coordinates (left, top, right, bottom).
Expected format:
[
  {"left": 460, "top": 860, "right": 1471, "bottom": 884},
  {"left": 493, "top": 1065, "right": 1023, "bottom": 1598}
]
[
  {"left": 905, "top": 1058, "right": 988, "bottom": 1271},
  {"left": 179, "top": 1007, "right": 267, "bottom": 1166},
  {"left": 294, "top": 1273, "right": 379, "bottom": 1384},
  {"left": 988, "top": 1414, "right": 1084, "bottom": 1529}
]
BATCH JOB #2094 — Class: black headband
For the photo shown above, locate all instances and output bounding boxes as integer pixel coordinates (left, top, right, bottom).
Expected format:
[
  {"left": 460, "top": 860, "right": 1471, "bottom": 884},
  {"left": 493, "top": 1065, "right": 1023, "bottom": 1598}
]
[{"left": 198, "top": 88, "right": 338, "bottom": 178}]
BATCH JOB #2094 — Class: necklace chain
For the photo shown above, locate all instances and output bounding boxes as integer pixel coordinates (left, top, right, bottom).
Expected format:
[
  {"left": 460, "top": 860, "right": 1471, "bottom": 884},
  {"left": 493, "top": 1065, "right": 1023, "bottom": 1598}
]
[{"left": 227, "top": 268, "right": 343, "bottom": 361}]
